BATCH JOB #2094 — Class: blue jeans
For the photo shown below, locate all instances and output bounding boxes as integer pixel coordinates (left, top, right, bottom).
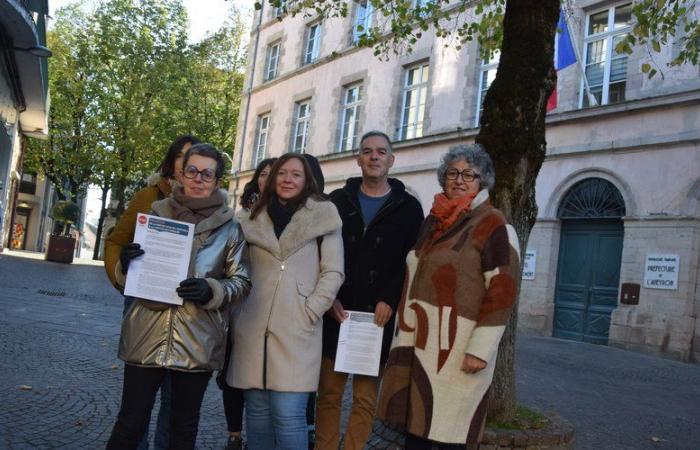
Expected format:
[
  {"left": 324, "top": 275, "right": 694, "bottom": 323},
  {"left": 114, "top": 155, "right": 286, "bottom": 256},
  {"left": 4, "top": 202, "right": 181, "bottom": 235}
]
[
  {"left": 123, "top": 296, "right": 171, "bottom": 449},
  {"left": 244, "top": 389, "right": 310, "bottom": 450}
]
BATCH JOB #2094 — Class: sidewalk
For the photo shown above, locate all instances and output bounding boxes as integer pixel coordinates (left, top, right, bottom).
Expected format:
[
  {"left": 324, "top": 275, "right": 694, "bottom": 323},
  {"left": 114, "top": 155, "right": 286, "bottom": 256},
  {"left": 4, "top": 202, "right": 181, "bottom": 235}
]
[
  {"left": 1, "top": 248, "right": 105, "bottom": 266},
  {"left": 0, "top": 252, "right": 698, "bottom": 449}
]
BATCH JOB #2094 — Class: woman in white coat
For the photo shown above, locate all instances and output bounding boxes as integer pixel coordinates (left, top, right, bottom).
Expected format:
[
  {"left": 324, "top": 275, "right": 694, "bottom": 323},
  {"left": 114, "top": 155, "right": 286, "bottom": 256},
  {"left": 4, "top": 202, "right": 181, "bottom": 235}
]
[{"left": 229, "top": 153, "right": 344, "bottom": 449}]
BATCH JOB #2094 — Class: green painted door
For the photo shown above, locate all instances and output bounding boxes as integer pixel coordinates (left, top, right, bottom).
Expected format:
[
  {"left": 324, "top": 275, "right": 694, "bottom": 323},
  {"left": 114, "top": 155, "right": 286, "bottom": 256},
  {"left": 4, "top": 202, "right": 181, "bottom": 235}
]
[{"left": 553, "top": 220, "right": 623, "bottom": 345}]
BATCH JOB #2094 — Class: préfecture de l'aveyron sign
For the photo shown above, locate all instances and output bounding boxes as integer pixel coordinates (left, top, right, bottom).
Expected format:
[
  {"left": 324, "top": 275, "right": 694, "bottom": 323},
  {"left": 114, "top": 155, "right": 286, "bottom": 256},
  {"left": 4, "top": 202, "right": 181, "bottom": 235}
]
[{"left": 644, "top": 254, "right": 679, "bottom": 290}]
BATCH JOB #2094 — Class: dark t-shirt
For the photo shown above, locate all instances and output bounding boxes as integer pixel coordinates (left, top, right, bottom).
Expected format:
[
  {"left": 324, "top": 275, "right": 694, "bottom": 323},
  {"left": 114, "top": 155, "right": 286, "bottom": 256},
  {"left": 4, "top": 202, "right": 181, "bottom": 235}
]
[{"left": 358, "top": 189, "right": 390, "bottom": 226}]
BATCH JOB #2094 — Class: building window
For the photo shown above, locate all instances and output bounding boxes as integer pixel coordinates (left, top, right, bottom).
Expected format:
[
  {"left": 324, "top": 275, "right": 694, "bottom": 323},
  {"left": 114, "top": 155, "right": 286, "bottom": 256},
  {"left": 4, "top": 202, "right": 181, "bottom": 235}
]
[
  {"left": 264, "top": 42, "right": 280, "bottom": 81},
  {"left": 399, "top": 63, "right": 429, "bottom": 140},
  {"left": 352, "top": 1, "right": 373, "bottom": 44},
  {"left": 581, "top": 2, "right": 632, "bottom": 107},
  {"left": 275, "top": 0, "right": 287, "bottom": 17},
  {"left": 292, "top": 100, "right": 311, "bottom": 153},
  {"left": 19, "top": 172, "right": 37, "bottom": 195},
  {"left": 475, "top": 50, "right": 500, "bottom": 127},
  {"left": 253, "top": 114, "right": 270, "bottom": 167},
  {"left": 338, "top": 84, "right": 362, "bottom": 152},
  {"left": 304, "top": 23, "right": 322, "bottom": 65}
]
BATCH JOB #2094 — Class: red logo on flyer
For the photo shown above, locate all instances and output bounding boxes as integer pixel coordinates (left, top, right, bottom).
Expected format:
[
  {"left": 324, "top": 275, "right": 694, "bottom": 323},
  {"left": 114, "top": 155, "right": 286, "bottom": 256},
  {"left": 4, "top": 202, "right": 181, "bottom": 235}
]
[{"left": 138, "top": 215, "right": 147, "bottom": 225}]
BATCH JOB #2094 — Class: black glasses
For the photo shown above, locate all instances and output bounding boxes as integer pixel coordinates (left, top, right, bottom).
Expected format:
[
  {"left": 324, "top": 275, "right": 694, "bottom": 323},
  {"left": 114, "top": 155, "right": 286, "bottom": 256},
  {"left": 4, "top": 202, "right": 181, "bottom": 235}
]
[
  {"left": 445, "top": 168, "right": 480, "bottom": 182},
  {"left": 183, "top": 165, "right": 217, "bottom": 183}
]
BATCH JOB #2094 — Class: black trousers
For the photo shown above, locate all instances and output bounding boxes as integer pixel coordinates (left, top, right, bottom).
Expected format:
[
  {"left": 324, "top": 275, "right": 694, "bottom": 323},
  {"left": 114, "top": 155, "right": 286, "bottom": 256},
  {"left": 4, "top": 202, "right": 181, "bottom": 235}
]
[
  {"left": 222, "top": 384, "right": 244, "bottom": 433},
  {"left": 106, "top": 365, "right": 212, "bottom": 450},
  {"left": 405, "top": 433, "right": 466, "bottom": 450}
]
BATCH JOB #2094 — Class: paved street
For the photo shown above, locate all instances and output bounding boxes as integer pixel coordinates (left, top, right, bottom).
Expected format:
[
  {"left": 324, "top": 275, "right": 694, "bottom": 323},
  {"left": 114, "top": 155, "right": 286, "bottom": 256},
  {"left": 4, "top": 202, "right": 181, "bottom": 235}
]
[{"left": 1, "top": 251, "right": 699, "bottom": 449}]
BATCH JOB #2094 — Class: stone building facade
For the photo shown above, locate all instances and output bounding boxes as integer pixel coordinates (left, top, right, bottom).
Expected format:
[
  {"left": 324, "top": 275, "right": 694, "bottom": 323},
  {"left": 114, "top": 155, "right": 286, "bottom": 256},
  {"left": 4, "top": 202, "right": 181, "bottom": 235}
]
[
  {"left": 230, "top": 1, "right": 700, "bottom": 362},
  {"left": 1, "top": 0, "right": 51, "bottom": 250}
]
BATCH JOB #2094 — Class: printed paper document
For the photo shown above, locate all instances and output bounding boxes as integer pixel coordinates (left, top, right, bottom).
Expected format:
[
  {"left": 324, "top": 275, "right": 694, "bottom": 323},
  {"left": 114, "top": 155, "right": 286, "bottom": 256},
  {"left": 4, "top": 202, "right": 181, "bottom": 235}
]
[
  {"left": 124, "top": 213, "right": 194, "bottom": 305},
  {"left": 334, "top": 311, "right": 383, "bottom": 376}
]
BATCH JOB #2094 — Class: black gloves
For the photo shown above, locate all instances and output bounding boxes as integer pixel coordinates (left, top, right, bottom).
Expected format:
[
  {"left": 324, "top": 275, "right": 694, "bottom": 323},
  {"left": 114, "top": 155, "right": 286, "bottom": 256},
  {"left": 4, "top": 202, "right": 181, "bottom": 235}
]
[
  {"left": 177, "top": 278, "right": 213, "bottom": 305},
  {"left": 120, "top": 243, "right": 144, "bottom": 274}
]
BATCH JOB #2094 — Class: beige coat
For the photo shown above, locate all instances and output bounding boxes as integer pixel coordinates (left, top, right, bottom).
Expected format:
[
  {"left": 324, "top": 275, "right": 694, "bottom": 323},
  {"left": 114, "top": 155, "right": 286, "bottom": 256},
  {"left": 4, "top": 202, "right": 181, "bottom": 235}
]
[
  {"left": 228, "top": 198, "right": 344, "bottom": 392},
  {"left": 117, "top": 195, "right": 251, "bottom": 372}
]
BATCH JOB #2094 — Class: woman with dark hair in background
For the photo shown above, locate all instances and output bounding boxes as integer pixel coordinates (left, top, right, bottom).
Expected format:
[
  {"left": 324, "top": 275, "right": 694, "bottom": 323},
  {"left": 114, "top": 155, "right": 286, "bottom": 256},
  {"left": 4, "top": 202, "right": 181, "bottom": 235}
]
[
  {"left": 107, "top": 143, "right": 251, "bottom": 450},
  {"left": 229, "top": 153, "right": 344, "bottom": 450},
  {"left": 103, "top": 134, "right": 200, "bottom": 449},
  {"left": 239, "top": 157, "right": 277, "bottom": 211}
]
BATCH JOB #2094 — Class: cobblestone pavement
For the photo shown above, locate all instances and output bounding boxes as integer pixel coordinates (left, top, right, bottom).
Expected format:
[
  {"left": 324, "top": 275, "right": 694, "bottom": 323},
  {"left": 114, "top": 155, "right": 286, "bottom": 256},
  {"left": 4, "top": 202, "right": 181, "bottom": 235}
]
[{"left": 1, "top": 252, "right": 699, "bottom": 449}]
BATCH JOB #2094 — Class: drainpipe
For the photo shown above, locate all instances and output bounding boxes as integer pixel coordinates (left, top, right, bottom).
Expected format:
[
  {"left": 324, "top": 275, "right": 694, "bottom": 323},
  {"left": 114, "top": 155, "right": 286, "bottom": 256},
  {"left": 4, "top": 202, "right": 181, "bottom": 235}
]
[{"left": 231, "top": 2, "right": 265, "bottom": 209}]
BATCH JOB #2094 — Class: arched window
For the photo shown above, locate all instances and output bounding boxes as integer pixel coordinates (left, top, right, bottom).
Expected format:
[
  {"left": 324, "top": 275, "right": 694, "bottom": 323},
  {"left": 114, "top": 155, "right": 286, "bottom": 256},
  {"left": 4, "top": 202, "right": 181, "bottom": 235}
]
[{"left": 557, "top": 178, "right": 626, "bottom": 219}]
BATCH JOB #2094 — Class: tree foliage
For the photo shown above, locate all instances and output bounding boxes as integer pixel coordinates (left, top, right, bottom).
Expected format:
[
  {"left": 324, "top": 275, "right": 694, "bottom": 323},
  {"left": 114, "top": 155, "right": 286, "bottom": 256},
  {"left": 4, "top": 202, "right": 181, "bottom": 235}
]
[
  {"left": 615, "top": 0, "right": 700, "bottom": 78},
  {"left": 26, "top": 0, "right": 248, "bottom": 212},
  {"left": 24, "top": 3, "right": 106, "bottom": 202}
]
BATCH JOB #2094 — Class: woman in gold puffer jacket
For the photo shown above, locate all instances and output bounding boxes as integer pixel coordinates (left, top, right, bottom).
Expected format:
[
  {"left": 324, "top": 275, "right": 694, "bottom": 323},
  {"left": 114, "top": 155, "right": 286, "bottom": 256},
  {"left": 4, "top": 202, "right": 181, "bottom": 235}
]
[{"left": 106, "top": 144, "right": 251, "bottom": 450}]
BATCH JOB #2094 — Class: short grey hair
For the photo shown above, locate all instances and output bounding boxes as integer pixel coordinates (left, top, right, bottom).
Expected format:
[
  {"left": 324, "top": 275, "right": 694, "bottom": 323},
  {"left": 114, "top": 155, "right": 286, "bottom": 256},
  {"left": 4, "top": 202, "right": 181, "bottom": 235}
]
[
  {"left": 359, "top": 130, "right": 393, "bottom": 154},
  {"left": 437, "top": 143, "right": 495, "bottom": 190}
]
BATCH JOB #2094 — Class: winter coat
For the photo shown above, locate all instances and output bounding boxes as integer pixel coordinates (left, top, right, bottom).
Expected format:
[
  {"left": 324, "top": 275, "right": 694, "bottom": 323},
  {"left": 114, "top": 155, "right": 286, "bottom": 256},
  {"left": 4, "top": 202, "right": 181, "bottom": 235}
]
[
  {"left": 324, "top": 177, "right": 423, "bottom": 363},
  {"left": 228, "top": 197, "right": 344, "bottom": 392},
  {"left": 117, "top": 194, "right": 251, "bottom": 372},
  {"left": 376, "top": 190, "right": 520, "bottom": 444},
  {"left": 104, "top": 174, "right": 173, "bottom": 288}
]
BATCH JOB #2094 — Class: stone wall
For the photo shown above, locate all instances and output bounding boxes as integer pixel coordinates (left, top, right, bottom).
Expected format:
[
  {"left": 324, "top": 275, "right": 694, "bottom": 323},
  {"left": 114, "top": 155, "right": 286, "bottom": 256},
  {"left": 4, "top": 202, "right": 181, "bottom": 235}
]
[{"left": 609, "top": 217, "right": 700, "bottom": 361}]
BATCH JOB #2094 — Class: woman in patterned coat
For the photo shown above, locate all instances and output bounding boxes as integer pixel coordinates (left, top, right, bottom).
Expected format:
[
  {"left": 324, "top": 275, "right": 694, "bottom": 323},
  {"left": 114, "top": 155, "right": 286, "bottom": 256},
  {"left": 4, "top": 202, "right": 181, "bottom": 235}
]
[{"left": 376, "top": 144, "right": 521, "bottom": 449}]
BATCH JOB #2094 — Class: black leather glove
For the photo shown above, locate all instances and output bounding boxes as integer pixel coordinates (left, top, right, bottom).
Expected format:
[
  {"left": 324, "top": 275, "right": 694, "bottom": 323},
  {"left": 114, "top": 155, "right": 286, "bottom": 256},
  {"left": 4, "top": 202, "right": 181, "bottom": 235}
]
[
  {"left": 176, "top": 278, "right": 213, "bottom": 305},
  {"left": 120, "top": 243, "right": 144, "bottom": 274}
]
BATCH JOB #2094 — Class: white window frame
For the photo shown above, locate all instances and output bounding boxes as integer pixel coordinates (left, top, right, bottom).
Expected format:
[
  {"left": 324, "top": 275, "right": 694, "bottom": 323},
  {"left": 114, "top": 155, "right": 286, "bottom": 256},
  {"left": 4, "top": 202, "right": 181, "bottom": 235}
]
[
  {"left": 352, "top": 1, "right": 374, "bottom": 44},
  {"left": 303, "top": 22, "right": 322, "bottom": 65},
  {"left": 579, "top": 2, "right": 632, "bottom": 107},
  {"left": 399, "top": 63, "right": 430, "bottom": 141},
  {"left": 292, "top": 100, "right": 311, "bottom": 153},
  {"left": 338, "top": 84, "right": 362, "bottom": 152},
  {"left": 474, "top": 50, "right": 500, "bottom": 127},
  {"left": 264, "top": 42, "right": 280, "bottom": 81},
  {"left": 253, "top": 114, "right": 270, "bottom": 168}
]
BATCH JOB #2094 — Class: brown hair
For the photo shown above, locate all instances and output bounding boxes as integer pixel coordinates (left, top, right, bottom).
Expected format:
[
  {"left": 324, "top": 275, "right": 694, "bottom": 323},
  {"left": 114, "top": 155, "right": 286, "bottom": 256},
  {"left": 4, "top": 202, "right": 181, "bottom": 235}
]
[{"left": 250, "top": 153, "right": 322, "bottom": 219}]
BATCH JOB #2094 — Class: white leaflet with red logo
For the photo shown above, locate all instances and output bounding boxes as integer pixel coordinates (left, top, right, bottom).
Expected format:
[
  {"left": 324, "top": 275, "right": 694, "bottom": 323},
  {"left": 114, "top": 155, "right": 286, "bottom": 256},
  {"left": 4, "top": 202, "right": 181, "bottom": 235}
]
[{"left": 123, "top": 213, "right": 194, "bottom": 305}]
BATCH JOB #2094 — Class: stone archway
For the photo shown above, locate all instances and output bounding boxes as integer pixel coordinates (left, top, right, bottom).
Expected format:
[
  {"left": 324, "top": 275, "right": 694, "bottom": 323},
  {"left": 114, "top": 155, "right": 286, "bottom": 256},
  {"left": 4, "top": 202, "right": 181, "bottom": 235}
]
[{"left": 552, "top": 178, "right": 626, "bottom": 344}]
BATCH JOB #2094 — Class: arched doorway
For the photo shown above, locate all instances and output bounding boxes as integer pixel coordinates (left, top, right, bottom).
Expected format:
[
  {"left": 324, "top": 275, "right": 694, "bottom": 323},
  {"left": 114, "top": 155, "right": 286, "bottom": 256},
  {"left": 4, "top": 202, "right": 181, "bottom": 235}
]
[{"left": 553, "top": 178, "right": 625, "bottom": 345}]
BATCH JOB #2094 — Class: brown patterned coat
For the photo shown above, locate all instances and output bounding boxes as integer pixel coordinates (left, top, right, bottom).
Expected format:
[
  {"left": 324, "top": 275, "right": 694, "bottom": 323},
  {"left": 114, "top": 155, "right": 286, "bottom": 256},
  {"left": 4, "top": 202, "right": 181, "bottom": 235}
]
[{"left": 376, "top": 190, "right": 520, "bottom": 444}]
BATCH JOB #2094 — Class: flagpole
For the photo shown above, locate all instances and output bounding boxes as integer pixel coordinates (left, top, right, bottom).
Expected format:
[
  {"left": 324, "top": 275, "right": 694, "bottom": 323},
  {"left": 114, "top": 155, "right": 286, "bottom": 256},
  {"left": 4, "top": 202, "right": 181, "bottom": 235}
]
[{"left": 562, "top": 10, "right": 598, "bottom": 106}]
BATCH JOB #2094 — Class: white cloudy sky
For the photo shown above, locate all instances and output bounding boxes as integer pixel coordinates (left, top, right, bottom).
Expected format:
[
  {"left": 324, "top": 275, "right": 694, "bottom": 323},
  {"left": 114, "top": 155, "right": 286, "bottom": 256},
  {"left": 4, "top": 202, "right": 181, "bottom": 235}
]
[{"left": 50, "top": 0, "right": 256, "bottom": 43}]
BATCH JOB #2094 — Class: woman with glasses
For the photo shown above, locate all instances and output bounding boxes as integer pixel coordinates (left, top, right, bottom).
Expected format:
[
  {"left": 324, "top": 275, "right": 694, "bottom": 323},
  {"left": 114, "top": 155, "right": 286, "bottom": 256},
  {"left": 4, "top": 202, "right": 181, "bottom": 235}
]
[
  {"left": 107, "top": 143, "right": 251, "bottom": 450},
  {"left": 103, "top": 134, "right": 200, "bottom": 449},
  {"left": 228, "top": 153, "right": 344, "bottom": 450},
  {"left": 376, "top": 144, "right": 521, "bottom": 450}
]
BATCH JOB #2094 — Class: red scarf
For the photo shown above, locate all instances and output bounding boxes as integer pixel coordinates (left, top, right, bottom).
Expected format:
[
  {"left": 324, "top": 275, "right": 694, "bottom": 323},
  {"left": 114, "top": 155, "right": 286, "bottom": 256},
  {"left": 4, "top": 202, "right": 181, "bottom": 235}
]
[{"left": 429, "top": 192, "right": 478, "bottom": 241}]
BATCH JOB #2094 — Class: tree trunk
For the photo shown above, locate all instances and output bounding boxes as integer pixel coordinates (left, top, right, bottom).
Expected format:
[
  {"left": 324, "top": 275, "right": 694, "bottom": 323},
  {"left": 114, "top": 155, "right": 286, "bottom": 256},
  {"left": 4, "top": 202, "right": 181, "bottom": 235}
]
[
  {"left": 113, "top": 176, "right": 128, "bottom": 219},
  {"left": 475, "top": 0, "right": 559, "bottom": 422},
  {"left": 93, "top": 182, "right": 110, "bottom": 260}
]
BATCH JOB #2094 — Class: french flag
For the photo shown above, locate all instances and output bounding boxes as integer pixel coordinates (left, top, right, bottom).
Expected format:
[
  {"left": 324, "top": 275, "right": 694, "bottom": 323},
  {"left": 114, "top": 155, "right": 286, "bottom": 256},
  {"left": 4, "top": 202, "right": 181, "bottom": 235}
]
[{"left": 547, "top": 11, "right": 577, "bottom": 112}]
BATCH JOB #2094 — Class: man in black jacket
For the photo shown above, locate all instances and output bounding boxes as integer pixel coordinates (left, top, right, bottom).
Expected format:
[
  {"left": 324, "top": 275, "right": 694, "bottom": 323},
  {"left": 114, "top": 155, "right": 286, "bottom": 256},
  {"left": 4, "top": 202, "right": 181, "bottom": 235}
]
[{"left": 315, "top": 131, "right": 424, "bottom": 450}]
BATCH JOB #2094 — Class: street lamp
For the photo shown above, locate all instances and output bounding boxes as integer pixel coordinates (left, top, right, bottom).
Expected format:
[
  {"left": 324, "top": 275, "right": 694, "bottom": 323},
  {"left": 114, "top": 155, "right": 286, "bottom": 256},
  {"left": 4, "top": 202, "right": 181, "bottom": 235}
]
[{"left": 12, "top": 45, "right": 52, "bottom": 58}]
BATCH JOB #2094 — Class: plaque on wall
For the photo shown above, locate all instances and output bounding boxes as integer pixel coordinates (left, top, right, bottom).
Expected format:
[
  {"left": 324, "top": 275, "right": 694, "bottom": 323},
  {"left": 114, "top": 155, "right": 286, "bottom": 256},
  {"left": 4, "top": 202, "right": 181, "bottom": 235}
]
[
  {"left": 522, "top": 250, "right": 536, "bottom": 280},
  {"left": 643, "top": 254, "right": 679, "bottom": 290}
]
